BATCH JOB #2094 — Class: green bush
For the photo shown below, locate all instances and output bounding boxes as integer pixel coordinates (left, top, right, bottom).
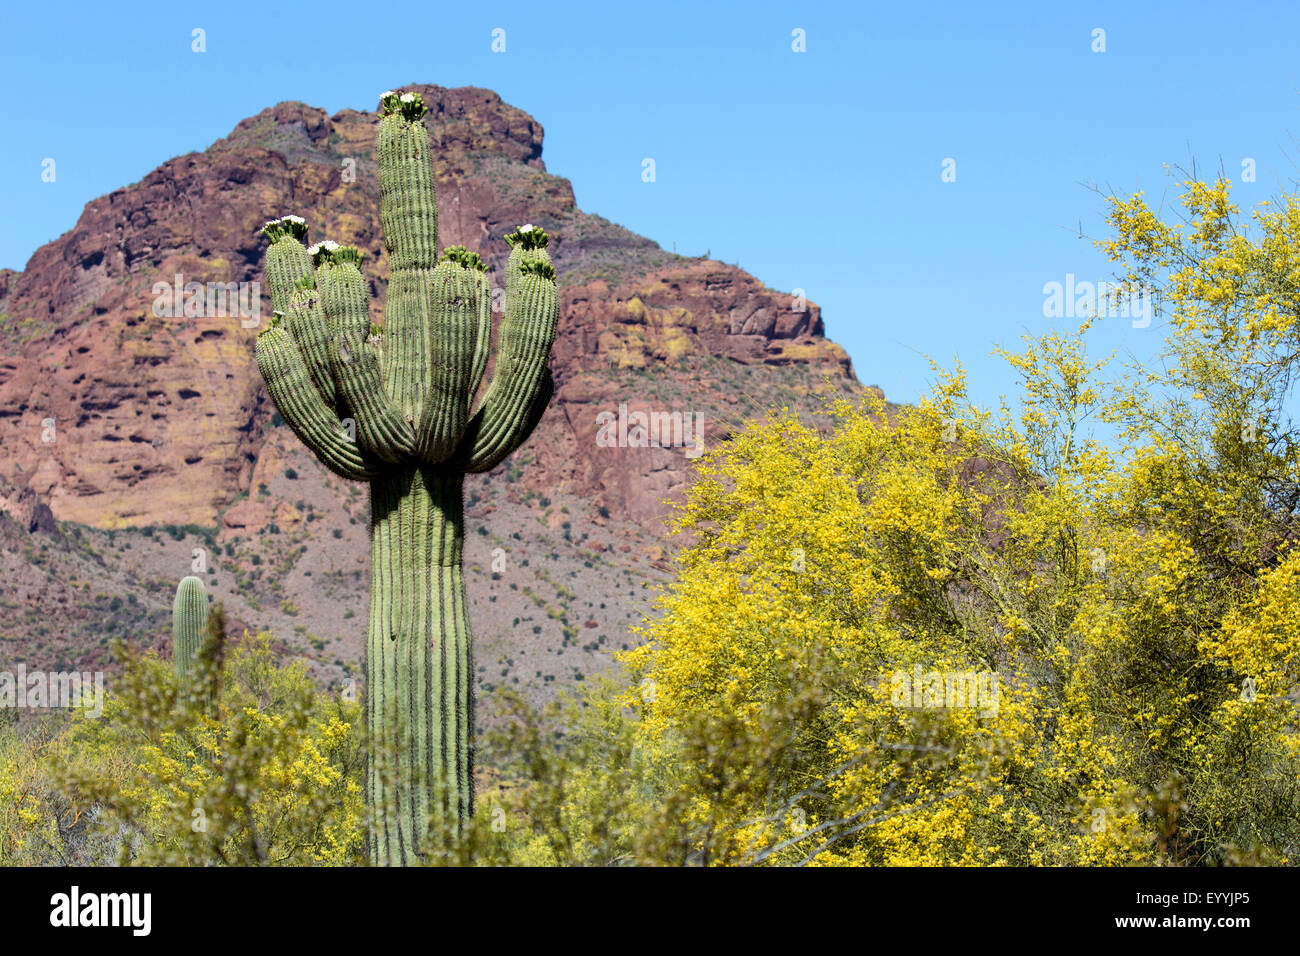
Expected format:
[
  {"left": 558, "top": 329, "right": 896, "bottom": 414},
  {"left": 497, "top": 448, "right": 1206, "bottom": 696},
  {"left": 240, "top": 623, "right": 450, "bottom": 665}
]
[{"left": 1, "top": 635, "right": 364, "bottom": 866}]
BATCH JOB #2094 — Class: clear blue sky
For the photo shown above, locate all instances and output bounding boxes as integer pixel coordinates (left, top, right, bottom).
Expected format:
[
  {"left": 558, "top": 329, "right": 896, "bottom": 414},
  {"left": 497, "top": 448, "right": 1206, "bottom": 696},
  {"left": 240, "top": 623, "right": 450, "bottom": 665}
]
[{"left": 4, "top": 0, "right": 1300, "bottom": 420}]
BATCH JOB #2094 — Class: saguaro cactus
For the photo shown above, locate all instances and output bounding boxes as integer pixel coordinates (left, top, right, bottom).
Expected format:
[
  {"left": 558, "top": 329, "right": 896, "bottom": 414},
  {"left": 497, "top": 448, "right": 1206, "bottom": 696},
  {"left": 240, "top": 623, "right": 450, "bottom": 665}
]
[
  {"left": 255, "top": 89, "right": 559, "bottom": 865},
  {"left": 172, "top": 575, "right": 209, "bottom": 681}
]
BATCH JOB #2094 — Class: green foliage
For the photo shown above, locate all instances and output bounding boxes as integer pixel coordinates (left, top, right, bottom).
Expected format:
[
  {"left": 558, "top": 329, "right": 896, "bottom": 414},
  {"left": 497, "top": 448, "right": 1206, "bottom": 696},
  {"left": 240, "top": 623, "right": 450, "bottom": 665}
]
[
  {"left": 0, "top": 635, "right": 364, "bottom": 866},
  {"left": 581, "top": 172, "right": 1300, "bottom": 866}
]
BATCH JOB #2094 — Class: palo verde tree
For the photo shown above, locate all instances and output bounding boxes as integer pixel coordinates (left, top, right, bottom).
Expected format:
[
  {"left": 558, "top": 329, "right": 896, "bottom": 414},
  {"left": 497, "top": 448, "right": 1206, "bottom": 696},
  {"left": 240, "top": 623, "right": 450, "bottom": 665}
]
[
  {"left": 614, "top": 170, "right": 1300, "bottom": 866},
  {"left": 254, "top": 89, "right": 558, "bottom": 865}
]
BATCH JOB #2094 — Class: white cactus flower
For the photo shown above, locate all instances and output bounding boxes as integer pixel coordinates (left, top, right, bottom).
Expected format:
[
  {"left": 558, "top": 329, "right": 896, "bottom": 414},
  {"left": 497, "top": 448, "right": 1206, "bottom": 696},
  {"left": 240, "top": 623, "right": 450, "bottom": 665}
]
[
  {"left": 520, "top": 224, "right": 534, "bottom": 233},
  {"left": 400, "top": 92, "right": 415, "bottom": 103}
]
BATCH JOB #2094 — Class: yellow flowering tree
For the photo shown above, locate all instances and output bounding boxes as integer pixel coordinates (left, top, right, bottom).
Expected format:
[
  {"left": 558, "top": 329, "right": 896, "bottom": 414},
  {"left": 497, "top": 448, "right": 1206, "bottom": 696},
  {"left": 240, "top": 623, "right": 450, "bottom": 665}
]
[{"left": 608, "top": 172, "right": 1300, "bottom": 865}]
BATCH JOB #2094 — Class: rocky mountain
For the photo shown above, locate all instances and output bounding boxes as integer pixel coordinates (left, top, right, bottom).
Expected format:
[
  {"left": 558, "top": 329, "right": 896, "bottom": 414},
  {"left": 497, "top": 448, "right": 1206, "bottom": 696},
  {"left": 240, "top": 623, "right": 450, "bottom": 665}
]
[{"left": 0, "top": 83, "right": 867, "bottom": 704}]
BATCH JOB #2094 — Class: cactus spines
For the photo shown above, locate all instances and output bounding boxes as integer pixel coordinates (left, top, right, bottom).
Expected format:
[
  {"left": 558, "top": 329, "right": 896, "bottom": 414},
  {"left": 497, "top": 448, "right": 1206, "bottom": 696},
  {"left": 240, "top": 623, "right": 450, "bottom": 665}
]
[
  {"left": 255, "top": 90, "right": 560, "bottom": 865},
  {"left": 172, "top": 575, "right": 209, "bottom": 682}
]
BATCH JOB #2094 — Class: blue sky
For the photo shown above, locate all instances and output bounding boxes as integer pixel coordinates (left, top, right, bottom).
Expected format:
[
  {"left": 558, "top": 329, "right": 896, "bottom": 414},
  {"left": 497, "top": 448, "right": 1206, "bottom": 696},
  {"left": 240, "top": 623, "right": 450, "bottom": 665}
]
[{"left": 3, "top": 0, "right": 1300, "bottom": 422}]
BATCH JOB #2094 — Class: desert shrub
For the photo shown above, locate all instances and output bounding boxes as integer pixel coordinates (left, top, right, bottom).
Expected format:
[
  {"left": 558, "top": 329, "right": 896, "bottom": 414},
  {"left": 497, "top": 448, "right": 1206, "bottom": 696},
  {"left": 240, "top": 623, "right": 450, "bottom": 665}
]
[{"left": 5, "top": 634, "right": 367, "bottom": 866}]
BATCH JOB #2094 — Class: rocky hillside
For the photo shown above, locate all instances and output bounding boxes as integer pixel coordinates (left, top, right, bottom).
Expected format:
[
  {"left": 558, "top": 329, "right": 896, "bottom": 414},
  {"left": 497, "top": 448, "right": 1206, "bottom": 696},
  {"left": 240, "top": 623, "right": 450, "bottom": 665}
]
[{"left": 0, "top": 83, "right": 867, "bottom": 704}]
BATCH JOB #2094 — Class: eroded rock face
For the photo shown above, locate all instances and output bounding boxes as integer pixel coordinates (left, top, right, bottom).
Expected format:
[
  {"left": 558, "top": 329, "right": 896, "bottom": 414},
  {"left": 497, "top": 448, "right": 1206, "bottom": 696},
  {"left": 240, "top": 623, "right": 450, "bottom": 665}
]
[
  {"left": 0, "top": 83, "right": 863, "bottom": 533},
  {"left": 556, "top": 262, "right": 851, "bottom": 371},
  {"left": 0, "top": 475, "right": 57, "bottom": 534}
]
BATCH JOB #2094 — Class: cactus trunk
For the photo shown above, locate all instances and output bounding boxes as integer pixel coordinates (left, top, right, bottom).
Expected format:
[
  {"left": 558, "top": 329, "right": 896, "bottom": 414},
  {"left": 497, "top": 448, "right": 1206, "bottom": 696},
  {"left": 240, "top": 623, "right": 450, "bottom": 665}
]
[{"left": 366, "top": 467, "right": 472, "bottom": 863}]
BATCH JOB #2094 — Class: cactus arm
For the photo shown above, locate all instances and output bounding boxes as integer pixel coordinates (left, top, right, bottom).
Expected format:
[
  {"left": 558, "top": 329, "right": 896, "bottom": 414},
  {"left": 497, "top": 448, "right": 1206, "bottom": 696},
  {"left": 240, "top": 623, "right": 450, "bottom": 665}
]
[
  {"left": 318, "top": 248, "right": 416, "bottom": 463},
  {"left": 458, "top": 367, "right": 553, "bottom": 472},
  {"left": 413, "top": 250, "right": 486, "bottom": 464},
  {"left": 264, "top": 222, "right": 336, "bottom": 408},
  {"left": 456, "top": 228, "right": 559, "bottom": 472},
  {"left": 468, "top": 270, "right": 493, "bottom": 404},
  {"left": 258, "top": 221, "right": 376, "bottom": 479},
  {"left": 256, "top": 322, "right": 378, "bottom": 481},
  {"left": 172, "top": 575, "right": 209, "bottom": 681},
  {"left": 262, "top": 217, "right": 312, "bottom": 316},
  {"left": 284, "top": 284, "right": 336, "bottom": 407},
  {"left": 461, "top": 366, "right": 554, "bottom": 474},
  {"left": 377, "top": 92, "right": 438, "bottom": 271}
]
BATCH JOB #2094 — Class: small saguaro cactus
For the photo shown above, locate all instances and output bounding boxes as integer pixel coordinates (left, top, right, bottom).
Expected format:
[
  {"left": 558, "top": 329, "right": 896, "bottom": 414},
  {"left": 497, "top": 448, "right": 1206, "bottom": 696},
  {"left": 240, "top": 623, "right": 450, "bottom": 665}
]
[
  {"left": 255, "top": 89, "right": 559, "bottom": 865},
  {"left": 172, "top": 575, "right": 209, "bottom": 682}
]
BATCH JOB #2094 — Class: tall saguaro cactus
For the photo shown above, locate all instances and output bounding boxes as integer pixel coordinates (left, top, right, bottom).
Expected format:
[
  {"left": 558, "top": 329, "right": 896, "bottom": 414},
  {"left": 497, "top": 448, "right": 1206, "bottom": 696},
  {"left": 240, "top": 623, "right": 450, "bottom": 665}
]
[{"left": 255, "top": 89, "right": 559, "bottom": 865}]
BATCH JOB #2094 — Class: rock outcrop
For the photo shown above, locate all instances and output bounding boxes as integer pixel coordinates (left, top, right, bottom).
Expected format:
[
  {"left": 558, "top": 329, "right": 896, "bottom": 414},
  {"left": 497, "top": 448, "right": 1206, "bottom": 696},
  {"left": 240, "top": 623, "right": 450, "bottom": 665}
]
[{"left": 0, "top": 83, "right": 861, "bottom": 535}]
